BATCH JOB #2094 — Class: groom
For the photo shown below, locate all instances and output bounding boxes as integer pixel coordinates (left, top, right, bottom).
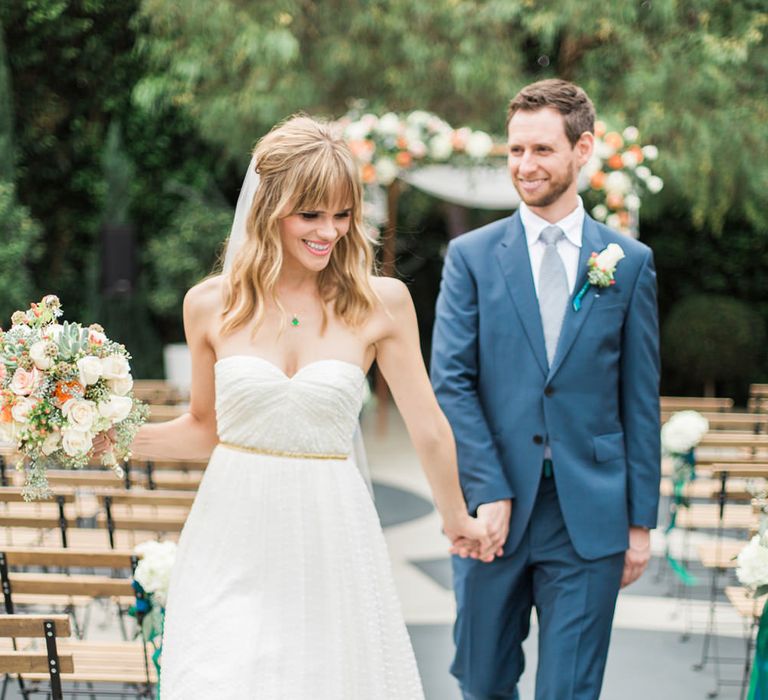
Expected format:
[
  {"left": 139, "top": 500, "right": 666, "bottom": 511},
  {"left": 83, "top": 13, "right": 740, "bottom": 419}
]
[{"left": 431, "top": 79, "right": 660, "bottom": 699}]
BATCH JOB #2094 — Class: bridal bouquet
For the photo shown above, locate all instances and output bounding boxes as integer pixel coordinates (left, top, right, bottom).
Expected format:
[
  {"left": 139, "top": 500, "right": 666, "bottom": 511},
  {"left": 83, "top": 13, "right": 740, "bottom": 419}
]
[{"left": 0, "top": 295, "right": 148, "bottom": 499}]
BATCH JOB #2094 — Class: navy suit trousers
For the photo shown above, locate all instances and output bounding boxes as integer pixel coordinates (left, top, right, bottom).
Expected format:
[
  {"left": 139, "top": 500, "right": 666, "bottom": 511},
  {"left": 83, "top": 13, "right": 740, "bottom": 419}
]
[{"left": 453, "top": 475, "right": 624, "bottom": 700}]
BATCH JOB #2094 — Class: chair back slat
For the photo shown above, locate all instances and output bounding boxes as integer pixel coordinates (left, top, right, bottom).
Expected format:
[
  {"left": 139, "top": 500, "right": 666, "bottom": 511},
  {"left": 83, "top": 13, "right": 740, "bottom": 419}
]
[{"left": 0, "top": 614, "right": 70, "bottom": 637}]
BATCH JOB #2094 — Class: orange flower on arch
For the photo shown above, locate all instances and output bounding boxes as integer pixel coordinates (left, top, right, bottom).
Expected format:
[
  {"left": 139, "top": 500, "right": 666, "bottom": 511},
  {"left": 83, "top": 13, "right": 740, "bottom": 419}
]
[
  {"left": 607, "top": 154, "right": 624, "bottom": 170},
  {"left": 395, "top": 151, "right": 412, "bottom": 167},
  {"left": 590, "top": 171, "right": 606, "bottom": 190},
  {"left": 604, "top": 132, "right": 624, "bottom": 150}
]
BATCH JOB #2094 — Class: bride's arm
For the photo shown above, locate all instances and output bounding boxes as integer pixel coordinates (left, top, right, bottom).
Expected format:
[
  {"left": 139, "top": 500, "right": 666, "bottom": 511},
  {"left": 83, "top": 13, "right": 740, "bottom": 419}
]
[
  {"left": 371, "top": 277, "right": 498, "bottom": 560},
  {"left": 129, "top": 279, "right": 220, "bottom": 461}
]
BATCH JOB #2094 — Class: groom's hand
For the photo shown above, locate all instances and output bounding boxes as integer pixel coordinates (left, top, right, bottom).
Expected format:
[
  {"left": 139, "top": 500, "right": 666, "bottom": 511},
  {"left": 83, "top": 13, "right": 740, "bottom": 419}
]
[
  {"left": 476, "top": 499, "right": 512, "bottom": 562},
  {"left": 621, "top": 526, "right": 651, "bottom": 588}
]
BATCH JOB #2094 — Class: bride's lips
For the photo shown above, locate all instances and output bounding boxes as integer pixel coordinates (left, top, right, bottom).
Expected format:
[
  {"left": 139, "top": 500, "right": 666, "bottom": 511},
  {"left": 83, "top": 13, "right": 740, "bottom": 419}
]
[{"left": 302, "top": 239, "right": 332, "bottom": 256}]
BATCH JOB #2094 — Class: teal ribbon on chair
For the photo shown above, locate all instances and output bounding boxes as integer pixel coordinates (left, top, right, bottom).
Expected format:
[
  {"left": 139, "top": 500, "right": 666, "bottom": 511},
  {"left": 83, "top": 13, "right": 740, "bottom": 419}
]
[
  {"left": 748, "top": 601, "right": 768, "bottom": 700},
  {"left": 665, "top": 449, "right": 698, "bottom": 585},
  {"left": 130, "top": 580, "right": 165, "bottom": 699}
]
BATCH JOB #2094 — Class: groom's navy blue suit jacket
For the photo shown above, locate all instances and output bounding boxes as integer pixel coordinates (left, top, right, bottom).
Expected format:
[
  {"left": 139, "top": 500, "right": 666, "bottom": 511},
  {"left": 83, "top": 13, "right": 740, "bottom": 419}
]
[{"left": 431, "top": 212, "right": 660, "bottom": 561}]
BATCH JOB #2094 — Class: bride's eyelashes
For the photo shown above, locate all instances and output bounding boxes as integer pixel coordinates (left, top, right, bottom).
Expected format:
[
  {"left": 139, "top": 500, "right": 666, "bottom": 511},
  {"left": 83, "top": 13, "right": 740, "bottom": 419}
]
[{"left": 298, "top": 210, "right": 352, "bottom": 220}]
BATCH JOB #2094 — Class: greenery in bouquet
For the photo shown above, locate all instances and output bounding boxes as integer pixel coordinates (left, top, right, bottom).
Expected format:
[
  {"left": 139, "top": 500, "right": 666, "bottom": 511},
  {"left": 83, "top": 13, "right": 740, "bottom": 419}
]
[
  {"left": 0, "top": 295, "right": 149, "bottom": 500},
  {"left": 337, "top": 105, "right": 499, "bottom": 188}
]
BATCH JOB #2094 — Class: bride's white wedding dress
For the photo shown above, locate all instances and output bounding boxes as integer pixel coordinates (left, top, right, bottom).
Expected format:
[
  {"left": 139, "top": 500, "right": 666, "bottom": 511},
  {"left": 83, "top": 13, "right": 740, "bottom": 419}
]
[{"left": 159, "top": 355, "right": 425, "bottom": 699}]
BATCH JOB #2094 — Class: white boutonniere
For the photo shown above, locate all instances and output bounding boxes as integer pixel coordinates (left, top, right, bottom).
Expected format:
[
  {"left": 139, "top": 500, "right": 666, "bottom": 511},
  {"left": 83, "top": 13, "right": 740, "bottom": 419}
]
[{"left": 573, "top": 243, "right": 625, "bottom": 311}]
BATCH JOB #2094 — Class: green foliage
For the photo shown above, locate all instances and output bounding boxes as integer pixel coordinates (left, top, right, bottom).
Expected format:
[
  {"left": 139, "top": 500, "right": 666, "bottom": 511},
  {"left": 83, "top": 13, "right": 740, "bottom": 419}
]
[
  {"left": 100, "top": 122, "right": 135, "bottom": 227},
  {"left": 135, "top": 0, "right": 768, "bottom": 234},
  {"left": 0, "top": 180, "right": 42, "bottom": 325},
  {"left": 145, "top": 185, "right": 231, "bottom": 325},
  {"left": 0, "top": 24, "right": 15, "bottom": 182},
  {"left": 1, "top": 0, "right": 142, "bottom": 316},
  {"left": 661, "top": 294, "right": 766, "bottom": 391}
]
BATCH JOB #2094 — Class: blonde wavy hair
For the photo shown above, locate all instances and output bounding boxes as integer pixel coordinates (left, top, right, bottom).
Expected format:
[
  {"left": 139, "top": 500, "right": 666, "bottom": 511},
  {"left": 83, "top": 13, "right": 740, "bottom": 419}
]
[{"left": 221, "top": 115, "right": 378, "bottom": 335}]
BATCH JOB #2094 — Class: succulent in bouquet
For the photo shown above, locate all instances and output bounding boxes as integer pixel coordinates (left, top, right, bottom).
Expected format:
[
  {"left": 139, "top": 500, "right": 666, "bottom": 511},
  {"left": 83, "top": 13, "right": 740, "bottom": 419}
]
[{"left": 0, "top": 295, "right": 149, "bottom": 500}]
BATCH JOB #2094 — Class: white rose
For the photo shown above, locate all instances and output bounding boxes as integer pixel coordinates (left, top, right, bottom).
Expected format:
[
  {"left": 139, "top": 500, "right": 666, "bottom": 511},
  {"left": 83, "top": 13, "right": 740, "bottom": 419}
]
[
  {"left": 596, "top": 141, "right": 615, "bottom": 159},
  {"left": 77, "top": 356, "right": 103, "bottom": 386},
  {"left": 374, "top": 157, "right": 398, "bottom": 186},
  {"left": 429, "top": 134, "right": 453, "bottom": 161},
  {"left": 594, "top": 244, "right": 625, "bottom": 272},
  {"left": 625, "top": 193, "right": 641, "bottom": 211},
  {"left": 408, "top": 139, "right": 427, "bottom": 159},
  {"left": 583, "top": 154, "right": 602, "bottom": 177},
  {"left": 465, "top": 131, "right": 493, "bottom": 159},
  {"left": 591, "top": 204, "right": 608, "bottom": 221},
  {"left": 376, "top": 112, "right": 401, "bottom": 136},
  {"left": 98, "top": 395, "right": 133, "bottom": 423},
  {"left": 621, "top": 151, "right": 638, "bottom": 168},
  {"left": 61, "top": 398, "right": 97, "bottom": 432},
  {"left": 29, "top": 341, "right": 53, "bottom": 370},
  {"left": 661, "top": 410, "right": 709, "bottom": 454},
  {"left": 622, "top": 126, "right": 640, "bottom": 142},
  {"left": 605, "top": 214, "right": 621, "bottom": 230},
  {"left": 344, "top": 120, "right": 370, "bottom": 141},
  {"left": 134, "top": 540, "right": 177, "bottom": 605},
  {"left": 9, "top": 367, "right": 42, "bottom": 396},
  {"left": 109, "top": 374, "right": 134, "bottom": 396},
  {"left": 11, "top": 397, "right": 36, "bottom": 423},
  {"left": 61, "top": 429, "right": 93, "bottom": 457},
  {"left": 41, "top": 430, "right": 62, "bottom": 456},
  {"left": 101, "top": 355, "right": 130, "bottom": 380},
  {"left": 406, "top": 110, "right": 431, "bottom": 127},
  {"left": 646, "top": 175, "right": 664, "bottom": 194},
  {"left": 641, "top": 145, "right": 659, "bottom": 160},
  {"left": 605, "top": 170, "right": 632, "bottom": 195},
  {"left": 635, "top": 165, "right": 651, "bottom": 181},
  {"left": 737, "top": 536, "right": 768, "bottom": 589}
]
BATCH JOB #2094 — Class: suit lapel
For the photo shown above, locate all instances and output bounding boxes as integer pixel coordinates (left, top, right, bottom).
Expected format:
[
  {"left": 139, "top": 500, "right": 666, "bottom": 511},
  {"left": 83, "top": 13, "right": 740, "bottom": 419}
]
[
  {"left": 547, "top": 216, "right": 605, "bottom": 380},
  {"left": 496, "top": 213, "right": 548, "bottom": 377}
]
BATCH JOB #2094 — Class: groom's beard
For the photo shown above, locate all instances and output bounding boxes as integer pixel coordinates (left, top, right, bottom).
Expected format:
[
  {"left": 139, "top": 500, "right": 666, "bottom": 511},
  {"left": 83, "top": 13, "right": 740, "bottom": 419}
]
[{"left": 513, "top": 162, "right": 578, "bottom": 209}]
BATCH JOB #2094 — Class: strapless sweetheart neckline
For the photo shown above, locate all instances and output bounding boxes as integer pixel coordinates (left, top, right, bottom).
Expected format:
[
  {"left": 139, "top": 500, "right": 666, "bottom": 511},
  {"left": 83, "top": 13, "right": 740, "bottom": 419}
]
[{"left": 215, "top": 354, "right": 366, "bottom": 381}]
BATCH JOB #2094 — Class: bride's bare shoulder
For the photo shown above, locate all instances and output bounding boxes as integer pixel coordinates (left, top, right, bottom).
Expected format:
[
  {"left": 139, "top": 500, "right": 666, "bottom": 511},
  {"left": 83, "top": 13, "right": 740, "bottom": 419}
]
[
  {"left": 184, "top": 275, "right": 226, "bottom": 320},
  {"left": 369, "top": 275, "right": 412, "bottom": 312}
]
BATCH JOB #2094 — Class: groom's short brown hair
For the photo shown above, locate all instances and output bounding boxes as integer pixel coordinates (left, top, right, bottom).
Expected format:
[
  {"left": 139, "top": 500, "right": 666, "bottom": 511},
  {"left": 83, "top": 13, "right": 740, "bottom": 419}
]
[{"left": 507, "top": 80, "right": 595, "bottom": 146}]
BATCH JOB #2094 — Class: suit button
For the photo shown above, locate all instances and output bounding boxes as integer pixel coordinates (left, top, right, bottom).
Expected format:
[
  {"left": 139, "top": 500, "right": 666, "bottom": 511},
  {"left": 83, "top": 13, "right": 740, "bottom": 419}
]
[
  {"left": 544, "top": 386, "right": 555, "bottom": 397},
  {"left": 533, "top": 435, "right": 544, "bottom": 445}
]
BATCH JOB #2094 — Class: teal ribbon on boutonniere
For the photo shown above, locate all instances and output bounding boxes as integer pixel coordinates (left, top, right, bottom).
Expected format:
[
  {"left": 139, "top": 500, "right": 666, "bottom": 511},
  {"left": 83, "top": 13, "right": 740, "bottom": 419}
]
[{"left": 573, "top": 243, "right": 626, "bottom": 311}]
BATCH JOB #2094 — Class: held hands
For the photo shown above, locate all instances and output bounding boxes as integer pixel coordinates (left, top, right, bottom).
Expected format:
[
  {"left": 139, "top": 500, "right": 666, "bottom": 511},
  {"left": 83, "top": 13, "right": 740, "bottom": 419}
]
[
  {"left": 444, "top": 499, "right": 512, "bottom": 564},
  {"left": 621, "top": 526, "right": 651, "bottom": 588}
]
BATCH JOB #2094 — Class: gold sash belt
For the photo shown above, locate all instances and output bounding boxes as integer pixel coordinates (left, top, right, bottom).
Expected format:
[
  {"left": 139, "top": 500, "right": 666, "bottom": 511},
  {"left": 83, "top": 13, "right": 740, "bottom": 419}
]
[{"left": 218, "top": 441, "right": 348, "bottom": 461}]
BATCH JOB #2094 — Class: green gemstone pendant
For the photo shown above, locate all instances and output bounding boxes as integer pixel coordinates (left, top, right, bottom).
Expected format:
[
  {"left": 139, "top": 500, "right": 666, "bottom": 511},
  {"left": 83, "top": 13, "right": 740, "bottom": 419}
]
[{"left": 291, "top": 315, "right": 300, "bottom": 327}]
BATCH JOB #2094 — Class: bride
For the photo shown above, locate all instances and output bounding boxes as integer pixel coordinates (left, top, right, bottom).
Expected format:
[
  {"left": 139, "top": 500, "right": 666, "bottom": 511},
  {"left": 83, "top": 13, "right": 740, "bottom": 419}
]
[{"left": 117, "top": 115, "right": 499, "bottom": 698}]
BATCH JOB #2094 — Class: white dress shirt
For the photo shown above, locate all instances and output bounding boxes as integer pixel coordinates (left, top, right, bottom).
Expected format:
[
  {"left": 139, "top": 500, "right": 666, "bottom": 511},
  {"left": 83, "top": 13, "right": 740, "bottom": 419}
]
[{"left": 519, "top": 197, "right": 585, "bottom": 297}]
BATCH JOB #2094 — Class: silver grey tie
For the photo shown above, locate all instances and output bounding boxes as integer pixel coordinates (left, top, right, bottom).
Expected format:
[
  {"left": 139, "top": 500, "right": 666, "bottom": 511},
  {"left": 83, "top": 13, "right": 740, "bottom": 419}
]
[{"left": 538, "top": 225, "right": 568, "bottom": 366}]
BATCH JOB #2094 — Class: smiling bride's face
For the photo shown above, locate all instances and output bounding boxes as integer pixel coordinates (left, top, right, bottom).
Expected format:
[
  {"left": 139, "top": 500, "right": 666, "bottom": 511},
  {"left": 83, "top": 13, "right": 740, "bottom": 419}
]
[{"left": 278, "top": 199, "right": 353, "bottom": 273}]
